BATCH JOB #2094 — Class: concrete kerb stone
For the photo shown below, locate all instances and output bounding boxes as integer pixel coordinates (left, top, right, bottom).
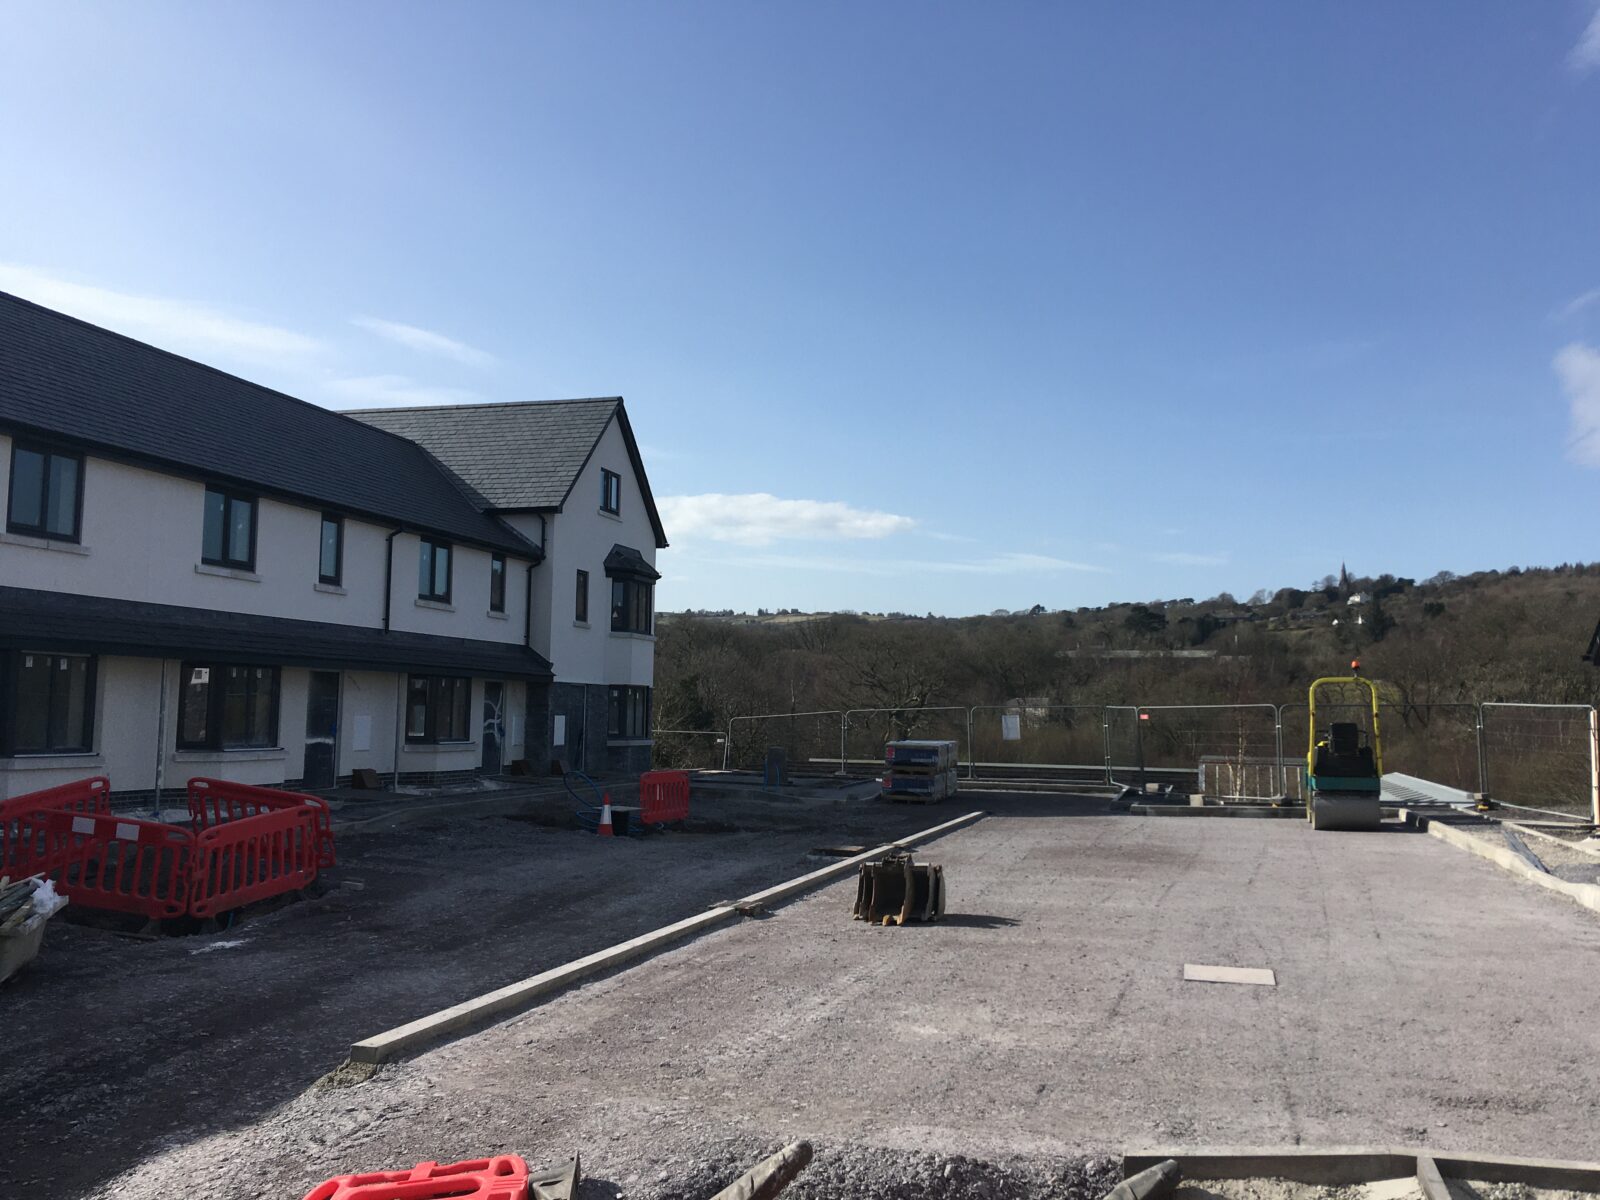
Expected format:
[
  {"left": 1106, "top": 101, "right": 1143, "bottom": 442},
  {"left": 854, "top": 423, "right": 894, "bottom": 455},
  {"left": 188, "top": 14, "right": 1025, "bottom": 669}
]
[
  {"left": 1401, "top": 808, "right": 1600, "bottom": 917},
  {"left": 347, "top": 809, "right": 986, "bottom": 1065},
  {"left": 1122, "top": 1146, "right": 1600, "bottom": 1192}
]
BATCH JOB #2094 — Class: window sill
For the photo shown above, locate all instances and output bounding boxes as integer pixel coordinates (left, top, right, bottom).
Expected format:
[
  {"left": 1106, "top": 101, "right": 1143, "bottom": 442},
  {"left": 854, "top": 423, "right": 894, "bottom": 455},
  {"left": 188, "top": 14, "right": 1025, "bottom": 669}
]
[
  {"left": 1, "top": 752, "right": 104, "bottom": 768},
  {"left": 415, "top": 598, "right": 455, "bottom": 612},
  {"left": 196, "top": 563, "right": 260, "bottom": 582},
  {"left": 609, "top": 630, "right": 657, "bottom": 642},
  {"left": 606, "top": 738, "right": 654, "bottom": 747},
  {"left": 0, "top": 531, "right": 90, "bottom": 555},
  {"left": 400, "top": 741, "right": 476, "bottom": 754},
  {"left": 315, "top": 581, "right": 347, "bottom": 596},
  {"left": 573, "top": 619, "right": 591, "bottom": 629},
  {"left": 487, "top": 609, "right": 509, "bottom": 620},
  {"left": 598, "top": 508, "right": 623, "bottom": 522},
  {"left": 173, "top": 748, "right": 286, "bottom": 762}
]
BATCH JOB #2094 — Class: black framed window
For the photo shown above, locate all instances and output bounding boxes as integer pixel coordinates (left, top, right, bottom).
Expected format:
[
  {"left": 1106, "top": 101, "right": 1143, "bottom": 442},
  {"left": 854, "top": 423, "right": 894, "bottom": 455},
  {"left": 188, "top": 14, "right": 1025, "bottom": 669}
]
[
  {"left": 489, "top": 553, "right": 506, "bottom": 613},
  {"left": 418, "top": 537, "right": 452, "bottom": 602},
  {"left": 202, "top": 486, "right": 256, "bottom": 570},
  {"left": 610, "top": 577, "right": 653, "bottom": 634},
  {"left": 405, "top": 674, "right": 471, "bottom": 743},
  {"left": 575, "top": 569, "right": 589, "bottom": 623},
  {"left": 607, "top": 685, "right": 651, "bottom": 739},
  {"left": 601, "top": 469, "right": 621, "bottom": 515},
  {"left": 177, "top": 663, "right": 279, "bottom": 750},
  {"left": 319, "top": 513, "right": 343, "bottom": 585},
  {"left": 7, "top": 444, "right": 83, "bottom": 542},
  {"left": 3, "top": 652, "right": 95, "bottom": 754}
]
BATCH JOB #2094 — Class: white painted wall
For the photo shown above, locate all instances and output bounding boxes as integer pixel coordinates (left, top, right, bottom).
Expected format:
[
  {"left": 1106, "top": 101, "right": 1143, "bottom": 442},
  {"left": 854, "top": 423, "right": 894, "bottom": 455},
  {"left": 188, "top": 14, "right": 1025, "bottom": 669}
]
[
  {"left": 0, "top": 433, "right": 534, "bottom": 645},
  {"left": 535, "top": 417, "right": 658, "bottom": 688}
]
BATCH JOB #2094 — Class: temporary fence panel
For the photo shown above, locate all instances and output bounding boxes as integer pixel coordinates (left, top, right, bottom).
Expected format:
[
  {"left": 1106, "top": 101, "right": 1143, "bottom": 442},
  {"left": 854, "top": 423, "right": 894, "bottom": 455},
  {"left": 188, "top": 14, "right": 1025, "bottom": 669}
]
[
  {"left": 187, "top": 777, "right": 336, "bottom": 868},
  {"left": 639, "top": 770, "right": 690, "bottom": 824},
  {"left": 1102, "top": 705, "right": 1142, "bottom": 786},
  {"left": 1198, "top": 755, "right": 1294, "bottom": 802},
  {"left": 1, "top": 775, "right": 112, "bottom": 870},
  {"left": 1280, "top": 701, "right": 1482, "bottom": 798},
  {"left": 723, "top": 710, "right": 844, "bottom": 773},
  {"left": 189, "top": 804, "right": 321, "bottom": 919},
  {"left": 1480, "top": 703, "right": 1599, "bottom": 821},
  {"left": 1137, "top": 705, "right": 1280, "bottom": 800},
  {"left": 842, "top": 707, "right": 971, "bottom": 777},
  {"left": 650, "top": 729, "right": 725, "bottom": 770},
  {"left": 967, "top": 705, "right": 1107, "bottom": 780},
  {"left": 32, "top": 809, "right": 194, "bottom": 920}
]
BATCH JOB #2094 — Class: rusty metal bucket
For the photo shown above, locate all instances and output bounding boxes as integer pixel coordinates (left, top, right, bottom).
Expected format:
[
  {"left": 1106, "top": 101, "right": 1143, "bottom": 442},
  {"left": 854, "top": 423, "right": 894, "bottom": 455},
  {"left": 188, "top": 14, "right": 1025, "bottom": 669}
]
[{"left": 853, "top": 852, "right": 945, "bottom": 925}]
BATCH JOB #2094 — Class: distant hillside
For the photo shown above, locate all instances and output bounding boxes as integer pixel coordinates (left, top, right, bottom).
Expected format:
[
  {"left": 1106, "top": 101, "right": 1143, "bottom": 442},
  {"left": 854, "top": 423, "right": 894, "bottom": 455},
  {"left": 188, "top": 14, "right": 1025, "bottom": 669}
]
[{"left": 655, "top": 563, "right": 1600, "bottom": 736}]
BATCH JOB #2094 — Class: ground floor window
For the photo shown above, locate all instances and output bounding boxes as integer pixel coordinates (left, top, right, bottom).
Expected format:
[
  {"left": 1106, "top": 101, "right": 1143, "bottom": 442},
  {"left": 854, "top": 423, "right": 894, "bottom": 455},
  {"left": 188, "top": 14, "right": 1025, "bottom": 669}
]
[
  {"left": 406, "top": 674, "right": 472, "bottom": 743},
  {"left": 178, "top": 663, "right": 280, "bottom": 750},
  {"left": 608, "top": 684, "right": 652, "bottom": 740},
  {"left": 3, "top": 652, "right": 95, "bottom": 754}
]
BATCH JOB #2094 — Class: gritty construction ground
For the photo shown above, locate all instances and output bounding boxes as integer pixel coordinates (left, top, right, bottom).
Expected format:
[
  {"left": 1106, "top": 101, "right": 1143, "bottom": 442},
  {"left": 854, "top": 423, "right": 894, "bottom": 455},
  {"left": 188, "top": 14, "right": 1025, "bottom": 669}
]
[{"left": 55, "top": 796, "right": 1600, "bottom": 1200}]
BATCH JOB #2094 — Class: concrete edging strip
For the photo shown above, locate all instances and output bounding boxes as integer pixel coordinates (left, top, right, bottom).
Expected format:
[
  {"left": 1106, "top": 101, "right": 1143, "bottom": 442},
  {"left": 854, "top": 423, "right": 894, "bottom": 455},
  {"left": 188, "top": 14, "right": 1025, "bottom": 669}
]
[
  {"left": 1122, "top": 1146, "right": 1600, "bottom": 1192},
  {"left": 348, "top": 808, "right": 986, "bottom": 1065},
  {"left": 1402, "top": 809, "right": 1600, "bottom": 917}
]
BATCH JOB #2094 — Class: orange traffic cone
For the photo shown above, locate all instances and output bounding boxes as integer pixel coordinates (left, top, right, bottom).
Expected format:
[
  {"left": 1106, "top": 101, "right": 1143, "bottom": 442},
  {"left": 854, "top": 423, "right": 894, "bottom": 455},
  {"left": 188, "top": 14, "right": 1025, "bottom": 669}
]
[{"left": 597, "top": 794, "right": 615, "bottom": 837}]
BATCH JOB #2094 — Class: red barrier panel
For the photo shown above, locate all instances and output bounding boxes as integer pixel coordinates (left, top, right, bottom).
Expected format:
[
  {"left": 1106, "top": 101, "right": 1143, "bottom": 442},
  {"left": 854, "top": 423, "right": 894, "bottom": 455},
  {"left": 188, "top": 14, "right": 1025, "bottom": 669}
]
[
  {"left": 639, "top": 770, "right": 690, "bottom": 825},
  {"left": 187, "top": 777, "right": 336, "bottom": 868},
  {"left": 303, "top": 1156, "right": 529, "bottom": 1200},
  {"left": 1, "top": 776, "right": 112, "bottom": 873},
  {"left": 29, "top": 810, "right": 193, "bottom": 919},
  {"left": 189, "top": 803, "right": 320, "bottom": 919}
]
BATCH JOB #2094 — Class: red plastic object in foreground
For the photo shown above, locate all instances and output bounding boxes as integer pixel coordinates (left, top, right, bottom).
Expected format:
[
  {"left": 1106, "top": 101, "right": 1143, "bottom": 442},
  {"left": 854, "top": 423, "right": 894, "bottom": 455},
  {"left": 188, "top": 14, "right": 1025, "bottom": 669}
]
[
  {"left": 34, "top": 809, "right": 194, "bottom": 919},
  {"left": 639, "top": 770, "right": 690, "bottom": 824},
  {"left": 187, "top": 777, "right": 336, "bottom": 868},
  {"left": 302, "top": 1155, "right": 529, "bottom": 1200},
  {"left": 188, "top": 803, "right": 320, "bottom": 919},
  {"left": 0, "top": 775, "right": 112, "bottom": 871}
]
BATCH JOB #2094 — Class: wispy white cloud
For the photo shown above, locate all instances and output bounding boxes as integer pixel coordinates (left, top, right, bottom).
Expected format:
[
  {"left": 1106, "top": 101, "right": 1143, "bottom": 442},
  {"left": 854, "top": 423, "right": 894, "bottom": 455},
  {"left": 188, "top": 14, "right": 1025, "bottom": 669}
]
[
  {"left": 323, "top": 374, "right": 484, "bottom": 409},
  {"left": 0, "top": 262, "right": 323, "bottom": 364},
  {"left": 659, "top": 492, "right": 916, "bottom": 546},
  {"left": 351, "top": 316, "right": 495, "bottom": 369},
  {"left": 699, "top": 550, "right": 1108, "bottom": 577},
  {"left": 1149, "top": 550, "right": 1230, "bottom": 567},
  {"left": 1555, "top": 342, "right": 1600, "bottom": 466},
  {"left": 1556, "top": 287, "right": 1600, "bottom": 320},
  {"left": 1571, "top": 4, "right": 1600, "bottom": 71}
]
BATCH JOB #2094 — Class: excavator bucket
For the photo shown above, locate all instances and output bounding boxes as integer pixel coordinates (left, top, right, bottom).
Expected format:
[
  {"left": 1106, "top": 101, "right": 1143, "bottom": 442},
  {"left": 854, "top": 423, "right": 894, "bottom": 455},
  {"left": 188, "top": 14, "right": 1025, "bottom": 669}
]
[{"left": 853, "top": 852, "right": 945, "bottom": 925}]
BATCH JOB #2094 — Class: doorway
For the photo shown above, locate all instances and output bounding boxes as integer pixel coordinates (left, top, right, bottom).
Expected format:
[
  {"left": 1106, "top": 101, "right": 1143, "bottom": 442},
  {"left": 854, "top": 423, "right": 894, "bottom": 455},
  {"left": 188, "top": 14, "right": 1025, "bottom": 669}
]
[
  {"left": 304, "top": 671, "right": 340, "bottom": 789},
  {"left": 482, "top": 680, "right": 504, "bottom": 774}
]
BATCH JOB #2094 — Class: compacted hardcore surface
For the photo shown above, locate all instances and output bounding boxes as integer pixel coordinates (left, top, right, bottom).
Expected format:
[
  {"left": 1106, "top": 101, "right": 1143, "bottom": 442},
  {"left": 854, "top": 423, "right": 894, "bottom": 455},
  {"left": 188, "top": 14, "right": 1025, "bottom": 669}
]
[{"left": 34, "top": 798, "right": 1600, "bottom": 1200}]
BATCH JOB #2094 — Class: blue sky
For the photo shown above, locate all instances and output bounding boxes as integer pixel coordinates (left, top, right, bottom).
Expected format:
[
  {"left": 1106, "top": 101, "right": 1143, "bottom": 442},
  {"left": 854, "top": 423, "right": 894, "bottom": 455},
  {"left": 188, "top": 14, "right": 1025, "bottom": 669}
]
[{"left": 2, "top": 3, "right": 1598, "bottom": 615}]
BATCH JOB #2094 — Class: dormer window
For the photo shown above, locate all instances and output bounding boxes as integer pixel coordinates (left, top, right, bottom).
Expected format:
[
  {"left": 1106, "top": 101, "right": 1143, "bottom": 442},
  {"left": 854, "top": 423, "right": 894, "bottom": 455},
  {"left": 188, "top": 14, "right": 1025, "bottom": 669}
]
[{"left": 601, "top": 469, "right": 621, "bottom": 515}]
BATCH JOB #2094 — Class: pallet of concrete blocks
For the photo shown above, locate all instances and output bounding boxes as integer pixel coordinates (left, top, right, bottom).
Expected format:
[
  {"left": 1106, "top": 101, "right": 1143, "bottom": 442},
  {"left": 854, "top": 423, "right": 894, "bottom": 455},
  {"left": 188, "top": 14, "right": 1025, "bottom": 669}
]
[
  {"left": 853, "top": 851, "right": 945, "bottom": 925},
  {"left": 881, "top": 739, "right": 960, "bottom": 803}
]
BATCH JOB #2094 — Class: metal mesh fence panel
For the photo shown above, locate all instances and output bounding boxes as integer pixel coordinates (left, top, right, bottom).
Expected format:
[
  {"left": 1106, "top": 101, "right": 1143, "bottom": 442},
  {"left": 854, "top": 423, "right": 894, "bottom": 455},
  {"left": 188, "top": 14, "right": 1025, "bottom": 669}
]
[
  {"left": 1481, "top": 703, "right": 1597, "bottom": 819},
  {"left": 842, "top": 706, "right": 970, "bottom": 776},
  {"left": 968, "top": 705, "right": 1105, "bottom": 780},
  {"left": 724, "top": 711, "right": 844, "bottom": 774},
  {"left": 651, "top": 729, "right": 725, "bottom": 770},
  {"left": 1136, "top": 705, "right": 1279, "bottom": 801},
  {"left": 1279, "top": 701, "right": 1482, "bottom": 797},
  {"left": 1103, "top": 706, "right": 1141, "bottom": 787}
]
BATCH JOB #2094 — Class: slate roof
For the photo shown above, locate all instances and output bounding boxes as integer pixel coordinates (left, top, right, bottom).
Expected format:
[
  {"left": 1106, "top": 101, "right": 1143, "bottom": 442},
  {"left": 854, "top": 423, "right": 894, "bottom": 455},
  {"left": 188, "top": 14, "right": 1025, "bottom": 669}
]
[
  {"left": 349, "top": 398, "right": 669, "bottom": 549},
  {"left": 0, "top": 586, "right": 553, "bottom": 679},
  {"left": 0, "top": 290, "right": 533, "bottom": 556},
  {"left": 604, "top": 543, "right": 661, "bottom": 581}
]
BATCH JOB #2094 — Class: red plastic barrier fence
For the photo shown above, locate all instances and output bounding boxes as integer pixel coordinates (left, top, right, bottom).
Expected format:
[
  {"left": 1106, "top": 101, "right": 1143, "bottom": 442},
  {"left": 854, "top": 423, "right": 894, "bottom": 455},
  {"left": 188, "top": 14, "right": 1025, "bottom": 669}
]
[
  {"left": 31, "top": 809, "right": 194, "bottom": 919},
  {"left": 303, "top": 1156, "right": 529, "bottom": 1200},
  {"left": 639, "top": 770, "right": 690, "bottom": 824},
  {"left": 1, "top": 776, "right": 112, "bottom": 872},
  {"left": 189, "top": 803, "right": 320, "bottom": 919},
  {"left": 187, "top": 777, "right": 336, "bottom": 868}
]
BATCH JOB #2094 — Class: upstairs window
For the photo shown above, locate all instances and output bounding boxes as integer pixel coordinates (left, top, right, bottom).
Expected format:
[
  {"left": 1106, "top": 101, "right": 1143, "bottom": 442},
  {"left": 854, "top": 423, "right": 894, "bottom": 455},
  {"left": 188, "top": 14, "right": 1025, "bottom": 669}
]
[
  {"left": 319, "top": 513, "right": 343, "bottom": 585},
  {"left": 405, "top": 674, "right": 471, "bottom": 743},
  {"left": 4, "top": 652, "right": 95, "bottom": 754},
  {"left": 601, "top": 469, "right": 621, "bottom": 515},
  {"left": 575, "top": 569, "right": 589, "bottom": 623},
  {"left": 418, "top": 537, "right": 452, "bottom": 603},
  {"left": 202, "top": 486, "right": 256, "bottom": 570},
  {"left": 7, "top": 444, "right": 83, "bottom": 542},
  {"left": 610, "top": 577, "right": 653, "bottom": 634},
  {"left": 177, "top": 663, "right": 279, "bottom": 750},
  {"left": 489, "top": 553, "right": 506, "bottom": 613}
]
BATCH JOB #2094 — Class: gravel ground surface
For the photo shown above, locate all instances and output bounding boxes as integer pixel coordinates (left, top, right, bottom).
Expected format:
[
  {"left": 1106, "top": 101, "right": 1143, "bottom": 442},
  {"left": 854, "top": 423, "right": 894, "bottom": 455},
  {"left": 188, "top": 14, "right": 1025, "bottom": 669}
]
[
  {"left": 79, "top": 807, "right": 1600, "bottom": 1200},
  {"left": 1, "top": 782, "right": 1011, "bottom": 1200},
  {"left": 1449, "top": 820, "right": 1600, "bottom": 884}
]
